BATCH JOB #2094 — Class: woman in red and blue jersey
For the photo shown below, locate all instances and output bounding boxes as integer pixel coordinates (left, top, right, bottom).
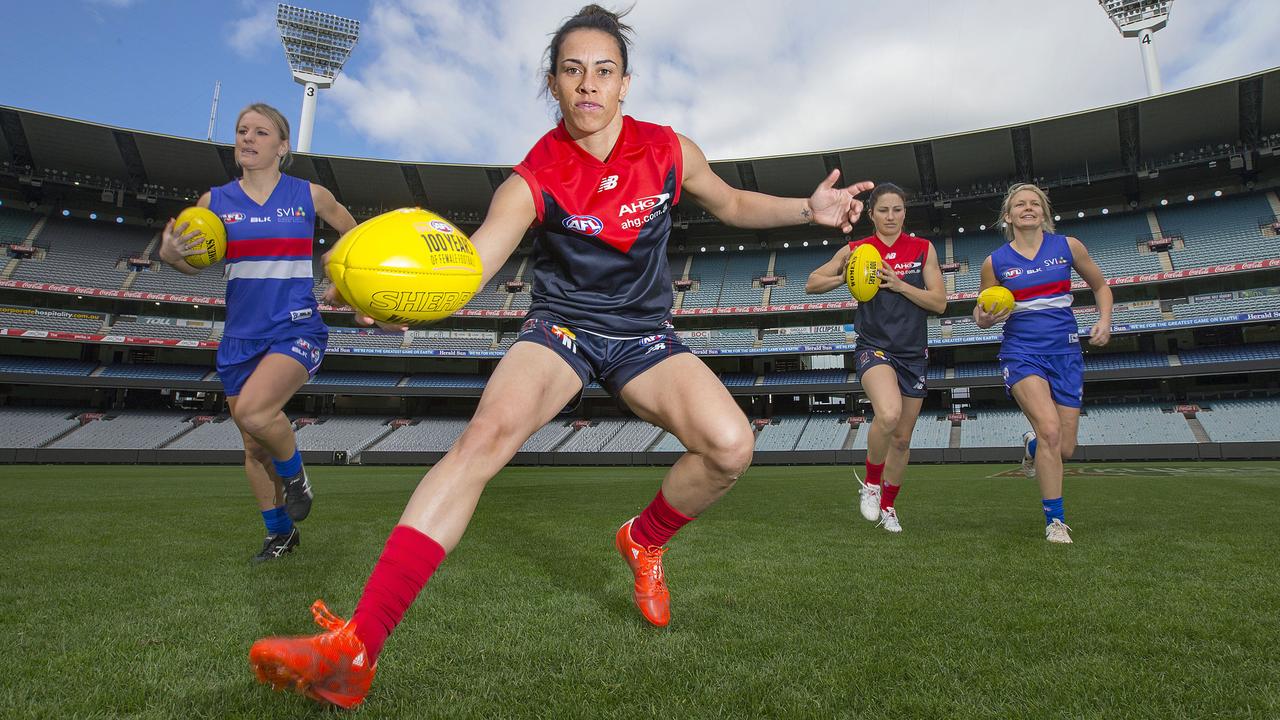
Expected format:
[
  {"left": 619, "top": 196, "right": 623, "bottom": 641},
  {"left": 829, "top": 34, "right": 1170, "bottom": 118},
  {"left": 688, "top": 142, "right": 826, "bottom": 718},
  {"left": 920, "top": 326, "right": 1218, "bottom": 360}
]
[
  {"left": 805, "top": 183, "right": 946, "bottom": 533},
  {"left": 974, "top": 183, "right": 1111, "bottom": 544},
  {"left": 248, "top": 5, "right": 873, "bottom": 708},
  {"left": 157, "top": 103, "right": 356, "bottom": 562}
]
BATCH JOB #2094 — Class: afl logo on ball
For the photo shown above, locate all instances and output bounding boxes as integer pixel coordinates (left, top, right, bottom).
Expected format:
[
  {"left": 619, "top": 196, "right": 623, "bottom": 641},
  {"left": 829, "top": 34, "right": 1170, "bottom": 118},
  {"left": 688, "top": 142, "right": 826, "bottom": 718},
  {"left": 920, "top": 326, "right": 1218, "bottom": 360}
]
[
  {"left": 563, "top": 215, "right": 604, "bottom": 236},
  {"left": 1002, "top": 267, "right": 1023, "bottom": 279},
  {"left": 429, "top": 220, "right": 454, "bottom": 233}
]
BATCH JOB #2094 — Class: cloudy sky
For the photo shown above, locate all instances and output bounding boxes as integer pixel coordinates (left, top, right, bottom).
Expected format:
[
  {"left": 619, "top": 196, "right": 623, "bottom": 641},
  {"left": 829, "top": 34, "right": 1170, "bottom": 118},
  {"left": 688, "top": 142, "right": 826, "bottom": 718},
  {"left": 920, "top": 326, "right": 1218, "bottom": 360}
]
[{"left": 3, "top": 1, "right": 1278, "bottom": 165}]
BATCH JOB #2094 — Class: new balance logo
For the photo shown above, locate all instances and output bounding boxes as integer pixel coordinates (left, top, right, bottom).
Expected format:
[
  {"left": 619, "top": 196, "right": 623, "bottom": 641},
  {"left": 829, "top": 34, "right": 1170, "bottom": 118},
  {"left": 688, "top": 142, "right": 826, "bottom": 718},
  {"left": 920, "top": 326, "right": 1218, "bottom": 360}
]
[
  {"left": 353, "top": 651, "right": 366, "bottom": 668},
  {"left": 598, "top": 175, "right": 619, "bottom": 192},
  {"left": 632, "top": 548, "right": 641, "bottom": 559}
]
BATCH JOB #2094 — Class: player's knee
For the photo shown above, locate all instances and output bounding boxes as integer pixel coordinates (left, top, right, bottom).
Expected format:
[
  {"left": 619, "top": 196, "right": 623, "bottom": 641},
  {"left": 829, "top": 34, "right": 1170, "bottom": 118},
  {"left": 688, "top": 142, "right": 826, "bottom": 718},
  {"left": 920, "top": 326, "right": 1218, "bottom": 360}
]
[
  {"left": 233, "top": 407, "right": 275, "bottom": 438},
  {"left": 1036, "top": 423, "right": 1062, "bottom": 450},
  {"left": 876, "top": 408, "right": 902, "bottom": 434},
  {"left": 455, "top": 414, "right": 522, "bottom": 458},
  {"left": 702, "top": 425, "right": 754, "bottom": 482},
  {"left": 242, "top": 436, "right": 271, "bottom": 465},
  {"left": 1059, "top": 438, "right": 1076, "bottom": 459}
]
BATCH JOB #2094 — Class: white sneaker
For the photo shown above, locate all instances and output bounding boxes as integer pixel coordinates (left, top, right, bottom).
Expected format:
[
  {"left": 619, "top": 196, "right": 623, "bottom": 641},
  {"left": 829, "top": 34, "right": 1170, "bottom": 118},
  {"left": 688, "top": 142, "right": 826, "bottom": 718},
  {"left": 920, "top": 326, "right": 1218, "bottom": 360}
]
[
  {"left": 1021, "top": 430, "right": 1037, "bottom": 479},
  {"left": 1045, "top": 519, "right": 1073, "bottom": 544},
  {"left": 877, "top": 506, "right": 902, "bottom": 533},
  {"left": 854, "top": 469, "right": 881, "bottom": 522}
]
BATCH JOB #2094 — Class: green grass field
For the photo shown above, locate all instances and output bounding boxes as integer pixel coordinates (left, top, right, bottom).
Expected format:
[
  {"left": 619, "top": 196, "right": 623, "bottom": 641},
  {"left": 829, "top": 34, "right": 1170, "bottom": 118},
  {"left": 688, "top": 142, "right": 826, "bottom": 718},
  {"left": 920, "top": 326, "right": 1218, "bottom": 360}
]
[{"left": 3, "top": 462, "right": 1278, "bottom": 719}]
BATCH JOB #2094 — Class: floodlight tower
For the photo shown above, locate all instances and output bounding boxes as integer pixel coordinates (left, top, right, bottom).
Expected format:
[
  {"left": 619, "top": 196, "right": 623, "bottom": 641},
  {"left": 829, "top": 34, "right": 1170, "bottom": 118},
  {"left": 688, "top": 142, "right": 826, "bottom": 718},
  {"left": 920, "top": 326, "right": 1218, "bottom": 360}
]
[
  {"left": 276, "top": 4, "right": 360, "bottom": 153},
  {"left": 1100, "top": 0, "right": 1172, "bottom": 96}
]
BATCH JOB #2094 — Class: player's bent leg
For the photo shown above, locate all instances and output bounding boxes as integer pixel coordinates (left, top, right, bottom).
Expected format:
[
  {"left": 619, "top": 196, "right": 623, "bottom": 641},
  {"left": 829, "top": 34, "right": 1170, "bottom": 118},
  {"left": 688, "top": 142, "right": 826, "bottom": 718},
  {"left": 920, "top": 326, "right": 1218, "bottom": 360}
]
[
  {"left": 251, "top": 344, "right": 584, "bottom": 708},
  {"left": 878, "top": 395, "right": 923, "bottom": 532},
  {"left": 1011, "top": 377, "right": 1070, "bottom": 541},
  {"left": 859, "top": 364, "right": 904, "bottom": 523},
  {"left": 1057, "top": 405, "right": 1080, "bottom": 460},
  {"left": 617, "top": 354, "right": 754, "bottom": 626},
  {"left": 233, "top": 354, "right": 314, "bottom": 521},
  {"left": 230, "top": 398, "right": 297, "bottom": 561}
]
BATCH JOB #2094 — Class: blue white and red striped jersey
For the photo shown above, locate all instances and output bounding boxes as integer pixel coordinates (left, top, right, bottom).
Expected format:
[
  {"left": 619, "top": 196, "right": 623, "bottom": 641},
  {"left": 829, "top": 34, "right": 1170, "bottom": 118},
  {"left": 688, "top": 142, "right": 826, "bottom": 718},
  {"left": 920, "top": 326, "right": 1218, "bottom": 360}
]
[
  {"left": 209, "top": 174, "right": 325, "bottom": 340},
  {"left": 513, "top": 116, "right": 682, "bottom": 336},
  {"left": 991, "top": 232, "right": 1078, "bottom": 355}
]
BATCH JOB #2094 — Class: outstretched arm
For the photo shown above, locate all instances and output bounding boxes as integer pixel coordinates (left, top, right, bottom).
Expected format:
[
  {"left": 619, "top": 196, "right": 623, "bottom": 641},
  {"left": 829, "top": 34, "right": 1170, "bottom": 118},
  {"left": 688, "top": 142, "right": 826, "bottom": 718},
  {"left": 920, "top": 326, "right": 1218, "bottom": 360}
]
[{"left": 678, "top": 135, "right": 873, "bottom": 233}]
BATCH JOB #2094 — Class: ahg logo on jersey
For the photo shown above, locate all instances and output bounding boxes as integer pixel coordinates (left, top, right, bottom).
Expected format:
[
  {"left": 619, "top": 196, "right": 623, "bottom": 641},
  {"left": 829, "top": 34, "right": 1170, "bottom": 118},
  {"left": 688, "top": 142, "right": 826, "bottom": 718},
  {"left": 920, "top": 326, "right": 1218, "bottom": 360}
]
[
  {"left": 563, "top": 215, "right": 604, "bottom": 236},
  {"left": 619, "top": 194, "right": 670, "bottom": 216}
]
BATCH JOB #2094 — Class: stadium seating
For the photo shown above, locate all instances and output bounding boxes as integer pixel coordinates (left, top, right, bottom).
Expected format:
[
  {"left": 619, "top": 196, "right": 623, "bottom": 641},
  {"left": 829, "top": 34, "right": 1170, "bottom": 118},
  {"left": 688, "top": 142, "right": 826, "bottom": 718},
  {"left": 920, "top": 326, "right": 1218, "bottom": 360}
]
[
  {"left": 328, "top": 329, "right": 405, "bottom": 351},
  {"left": 294, "top": 416, "right": 392, "bottom": 456},
  {"left": 165, "top": 416, "right": 245, "bottom": 450},
  {"left": 1075, "top": 404, "right": 1197, "bottom": 445},
  {"left": 948, "top": 230, "right": 1004, "bottom": 293},
  {"left": 49, "top": 412, "right": 193, "bottom": 449},
  {"left": 0, "top": 305, "right": 104, "bottom": 334},
  {"left": 718, "top": 252, "right": 768, "bottom": 307},
  {"left": 959, "top": 410, "right": 1030, "bottom": 448},
  {"left": 755, "top": 415, "right": 810, "bottom": 451},
  {"left": 108, "top": 316, "right": 213, "bottom": 342},
  {"left": 1179, "top": 342, "right": 1280, "bottom": 365},
  {"left": 852, "top": 415, "right": 950, "bottom": 449},
  {"left": 10, "top": 217, "right": 151, "bottom": 288},
  {"left": 604, "top": 419, "right": 664, "bottom": 452},
  {"left": 0, "top": 355, "right": 97, "bottom": 376},
  {"left": 761, "top": 369, "right": 849, "bottom": 385},
  {"left": 558, "top": 418, "right": 629, "bottom": 452},
  {"left": 793, "top": 415, "right": 851, "bottom": 450},
  {"left": 1157, "top": 194, "right": 1277, "bottom": 268},
  {"left": 768, "top": 245, "right": 845, "bottom": 306},
  {"left": 520, "top": 421, "right": 576, "bottom": 452},
  {"left": 128, "top": 260, "right": 228, "bottom": 297},
  {"left": 404, "top": 373, "right": 489, "bottom": 388},
  {"left": 369, "top": 418, "right": 469, "bottom": 452},
  {"left": 1195, "top": 399, "right": 1280, "bottom": 442},
  {"left": 467, "top": 256, "right": 524, "bottom": 310},
  {"left": 0, "top": 206, "right": 41, "bottom": 241},
  {"left": 0, "top": 407, "right": 82, "bottom": 448},
  {"left": 1056, "top": 212, "right": 1165, "bottom": 276},
  {"left": 680, "top": 252, "right": 728, "bottom": 308},
  {"left": 311, "top": 370, "right": 402, "bottom": 387},
  {"left": 1082, "top": 351, "right": 1170, "bottom": 371},
  {"left": 98, "top": 363, "right": 211, "bottom": 381}
]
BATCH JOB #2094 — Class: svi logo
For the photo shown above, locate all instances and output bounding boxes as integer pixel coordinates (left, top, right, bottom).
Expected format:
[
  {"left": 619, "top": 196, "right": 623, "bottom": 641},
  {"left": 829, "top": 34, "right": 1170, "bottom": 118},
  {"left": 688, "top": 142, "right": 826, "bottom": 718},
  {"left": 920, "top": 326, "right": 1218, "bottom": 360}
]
[{"left": 563, "top": 215, "right": 604, "bottom": 236}]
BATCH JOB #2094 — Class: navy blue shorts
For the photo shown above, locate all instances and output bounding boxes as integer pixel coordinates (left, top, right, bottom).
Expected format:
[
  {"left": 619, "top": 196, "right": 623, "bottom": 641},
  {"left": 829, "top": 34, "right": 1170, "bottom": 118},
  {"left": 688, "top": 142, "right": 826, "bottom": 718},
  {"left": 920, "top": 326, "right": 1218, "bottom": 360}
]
[
  {"left": 1000, "top": 352, "right": 1083, "bottom": 408},
  {"left": 216, "top": 333, "right": 326, "bottom": 397},
  {"left": 853, "top": 345, "right": 928, "bottom": 398},
  {"left": 514, "top": 317, "right": 692, "bottom": 396}
]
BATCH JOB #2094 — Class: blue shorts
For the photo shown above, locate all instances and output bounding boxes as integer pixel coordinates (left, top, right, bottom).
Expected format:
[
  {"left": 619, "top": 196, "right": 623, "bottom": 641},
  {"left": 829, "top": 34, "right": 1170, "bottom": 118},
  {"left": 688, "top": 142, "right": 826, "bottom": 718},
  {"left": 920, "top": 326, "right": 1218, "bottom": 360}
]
[
  {"left": 217, "top": 333, "right": 326, "bottom": 397},
  {"left": 999, "top": 352, "right": 1083, "bottom": 408},
  {"left": 513, "top": 317, "right": 692, "bottom": 396},
  {"left": 854, "top": 346, "right": 928, "bottom": 398}
]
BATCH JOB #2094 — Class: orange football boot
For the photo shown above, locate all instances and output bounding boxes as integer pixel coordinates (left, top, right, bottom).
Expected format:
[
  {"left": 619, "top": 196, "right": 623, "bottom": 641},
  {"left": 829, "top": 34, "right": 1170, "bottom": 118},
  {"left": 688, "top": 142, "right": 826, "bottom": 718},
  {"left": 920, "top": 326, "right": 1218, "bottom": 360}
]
[
  {"left": 249, "top": 600, "right": 376, "bottom": 709},
  {"left": 615, "top": 517, "right": 671, "bottom": 627}
]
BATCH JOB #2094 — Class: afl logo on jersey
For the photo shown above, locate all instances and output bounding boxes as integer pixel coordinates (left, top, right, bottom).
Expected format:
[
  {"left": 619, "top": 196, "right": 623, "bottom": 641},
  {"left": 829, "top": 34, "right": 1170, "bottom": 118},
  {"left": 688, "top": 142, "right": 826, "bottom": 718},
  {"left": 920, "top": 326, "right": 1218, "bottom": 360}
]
[
  {"left": 563, "top": 215, "right": 604, "bottom": 236},
  {"left": 1002, "top": 267, "right": 1023, "bottom": 280},
  {"left": 221, "top": 212, "right": 245, "bottom": 224}
]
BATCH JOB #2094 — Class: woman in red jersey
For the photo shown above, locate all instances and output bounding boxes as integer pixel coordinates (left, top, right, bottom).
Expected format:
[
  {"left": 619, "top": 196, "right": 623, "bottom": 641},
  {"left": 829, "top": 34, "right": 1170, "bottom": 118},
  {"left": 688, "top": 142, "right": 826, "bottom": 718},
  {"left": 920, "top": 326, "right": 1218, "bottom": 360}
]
[
  {"left": 157, "top": 103, "right": 356, "bottom": 563},
  {"left": 805, "top": 183, "right": 946, "bottom": 533},
  {"left": 249, "top": 5, "right": 873, "bottom": 709}
]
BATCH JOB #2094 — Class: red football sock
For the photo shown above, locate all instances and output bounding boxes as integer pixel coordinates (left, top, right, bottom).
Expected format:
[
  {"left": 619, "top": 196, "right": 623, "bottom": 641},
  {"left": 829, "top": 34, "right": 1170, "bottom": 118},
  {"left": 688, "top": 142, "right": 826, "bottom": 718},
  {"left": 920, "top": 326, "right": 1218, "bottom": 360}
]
[
  {"left": 865, "top": 460, "right": 885, "bottom": 486},
  {"left": 881, "top": 482, "right": 901, "bottom": 510},
  {"left": 630, "top": 490, "right": 694, "bottom": 548},
  {"left": 351, "top": 524, "right": 446, "bottom": 664}
]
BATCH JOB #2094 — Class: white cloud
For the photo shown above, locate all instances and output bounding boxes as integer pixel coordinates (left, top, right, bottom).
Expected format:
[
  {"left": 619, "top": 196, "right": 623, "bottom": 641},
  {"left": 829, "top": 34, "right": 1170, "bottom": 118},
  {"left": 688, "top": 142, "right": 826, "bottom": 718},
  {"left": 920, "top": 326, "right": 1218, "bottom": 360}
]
[
  {"left": 331, "top": 0, "right": 1280, "bottom": 164},
  {"left": 227, "top": 5, "right": 278, "bottom": 58}
]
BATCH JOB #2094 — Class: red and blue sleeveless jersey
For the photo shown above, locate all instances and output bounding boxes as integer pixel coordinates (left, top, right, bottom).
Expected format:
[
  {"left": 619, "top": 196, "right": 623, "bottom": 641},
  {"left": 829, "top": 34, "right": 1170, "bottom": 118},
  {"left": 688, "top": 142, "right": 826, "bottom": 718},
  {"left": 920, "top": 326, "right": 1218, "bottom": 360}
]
[
  {"left": 991, "top": 232, "right": 1078, "bottom": 355},
  {"left": 512, "top": 116, "right": 682, "bottom": 336},
  {"left": 209, "top": 174, "right": 324, "bottom": 340},
  {"left": 849, "top": 233, "right": 933, "bottom": 360}
]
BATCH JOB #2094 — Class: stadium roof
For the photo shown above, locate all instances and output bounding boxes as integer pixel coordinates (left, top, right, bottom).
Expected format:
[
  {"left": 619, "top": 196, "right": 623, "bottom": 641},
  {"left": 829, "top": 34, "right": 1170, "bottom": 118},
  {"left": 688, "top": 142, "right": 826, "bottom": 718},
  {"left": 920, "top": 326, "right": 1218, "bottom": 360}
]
[{"left": 2, "top": 66, "right": 1277, "bottom": 215}]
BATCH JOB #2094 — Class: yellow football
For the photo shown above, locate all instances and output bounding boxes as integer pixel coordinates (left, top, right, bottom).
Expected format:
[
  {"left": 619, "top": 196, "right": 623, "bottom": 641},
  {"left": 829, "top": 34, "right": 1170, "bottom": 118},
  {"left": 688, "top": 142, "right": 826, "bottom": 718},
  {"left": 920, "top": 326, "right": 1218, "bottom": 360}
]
[
  {"left": 977, "top": 285, "right": 1016, "bottom": 315},
  {"left": 326, "top": 208, "right": 483, "bottom": 325},
  {"left": 175, "top": 206, "right": 226, "bottom": 268},
  {"left": 846, "top": 242, "right": 882, "bottom": 303}
]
